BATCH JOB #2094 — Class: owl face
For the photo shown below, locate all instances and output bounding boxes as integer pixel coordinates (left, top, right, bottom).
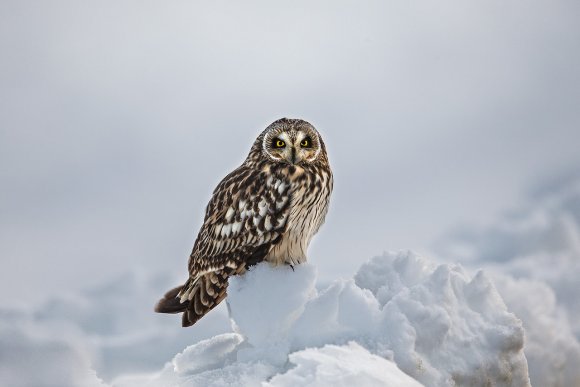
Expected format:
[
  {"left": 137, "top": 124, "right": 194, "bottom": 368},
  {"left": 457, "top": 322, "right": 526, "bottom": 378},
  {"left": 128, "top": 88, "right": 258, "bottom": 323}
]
[{"left": 261, "top": 119, "right": 322, "bottom": 165}]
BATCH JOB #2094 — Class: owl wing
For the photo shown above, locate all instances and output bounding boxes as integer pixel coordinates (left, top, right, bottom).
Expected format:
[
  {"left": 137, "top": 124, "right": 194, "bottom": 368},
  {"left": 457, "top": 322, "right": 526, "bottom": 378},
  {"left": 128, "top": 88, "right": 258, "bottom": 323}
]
[
  {"left": 188, "top": 164, "right": 291, "bottom": 275},
  {"left": 155, "top": 164, "right": 292, "bottom": 327}
]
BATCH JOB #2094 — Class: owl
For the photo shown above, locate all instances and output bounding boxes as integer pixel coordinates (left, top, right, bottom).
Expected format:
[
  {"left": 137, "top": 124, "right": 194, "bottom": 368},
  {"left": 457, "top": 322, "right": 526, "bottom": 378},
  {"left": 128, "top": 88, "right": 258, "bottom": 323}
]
[{"left": 155, "top": 118, "right": 333, "bottom": 327}]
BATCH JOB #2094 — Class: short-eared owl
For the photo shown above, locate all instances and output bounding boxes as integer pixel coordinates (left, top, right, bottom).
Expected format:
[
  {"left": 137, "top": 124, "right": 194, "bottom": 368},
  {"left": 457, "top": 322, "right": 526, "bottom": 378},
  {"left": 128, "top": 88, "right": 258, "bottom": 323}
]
[{"left": 155, "top": 118, "right": 333, "bottom": 327}]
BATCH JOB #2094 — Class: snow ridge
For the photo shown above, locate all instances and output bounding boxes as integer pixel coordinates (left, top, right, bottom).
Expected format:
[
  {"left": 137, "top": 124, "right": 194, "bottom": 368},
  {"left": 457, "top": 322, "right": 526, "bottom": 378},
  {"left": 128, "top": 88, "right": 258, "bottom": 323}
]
[{"left": 113, "top": 251, "right": 531, "bottom": 387}]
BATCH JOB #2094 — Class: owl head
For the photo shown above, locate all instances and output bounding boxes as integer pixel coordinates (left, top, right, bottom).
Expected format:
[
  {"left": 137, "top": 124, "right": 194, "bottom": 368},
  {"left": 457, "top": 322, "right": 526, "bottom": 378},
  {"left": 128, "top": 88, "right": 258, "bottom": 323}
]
[{"left": 257, "top": 118, "right": 326, "bottom": 165}]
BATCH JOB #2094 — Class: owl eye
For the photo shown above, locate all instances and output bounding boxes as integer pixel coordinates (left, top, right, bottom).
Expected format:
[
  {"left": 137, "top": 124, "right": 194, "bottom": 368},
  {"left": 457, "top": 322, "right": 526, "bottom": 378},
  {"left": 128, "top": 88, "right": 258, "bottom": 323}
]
[
  {"left": 272, "top": 138, "right": 286, "bottom": 148},
  {"left": 300, "top": 137, "right": 312, "bottom": 148}
]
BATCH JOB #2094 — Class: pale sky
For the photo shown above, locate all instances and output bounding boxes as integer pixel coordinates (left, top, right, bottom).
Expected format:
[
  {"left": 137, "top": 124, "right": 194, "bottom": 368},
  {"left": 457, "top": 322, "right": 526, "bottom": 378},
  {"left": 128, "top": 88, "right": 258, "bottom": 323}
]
[{"left": 1, "top": 0, "right": 579, "bottom": 306}]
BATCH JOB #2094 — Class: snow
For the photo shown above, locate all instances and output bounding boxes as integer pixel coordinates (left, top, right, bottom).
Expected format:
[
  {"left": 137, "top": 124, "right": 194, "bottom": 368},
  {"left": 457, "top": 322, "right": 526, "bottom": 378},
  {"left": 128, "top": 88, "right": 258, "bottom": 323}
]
[
  {"left": 266, "top": 342, "right": 422, "bottom": 387},
  {"left": 12, "top": 178, "right": 580, "bottom": 386},
  {"left": 2, "top": 182, "right": 577, "bottom": 386},
  {"left": 227, "top": 263, "right": 317, "bottom": 358},
  {"left": 436, "top": 175, "right": 580, "bottom": 386},
  {"left": 114, "top": 252, "right": 530, "bottom": 387},
  {"left": 354, "top": 252, "right": 529, "bottom": 387},
  {"left": 493, "top": 275, "right": 580, "bottom": 386},
  {"left": 172, "top": 333, "right": 244, "bottom": 375}
]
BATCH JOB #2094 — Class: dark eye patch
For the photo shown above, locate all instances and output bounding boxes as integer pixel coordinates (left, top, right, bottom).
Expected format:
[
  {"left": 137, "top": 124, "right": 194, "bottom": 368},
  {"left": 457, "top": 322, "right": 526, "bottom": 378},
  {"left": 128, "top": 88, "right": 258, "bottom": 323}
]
[
  {"left": 272, "top": 138, "right": 286, "bottom": 148},
  {"left": 300, "top": 136, "right": 313, "bottom": 148}
]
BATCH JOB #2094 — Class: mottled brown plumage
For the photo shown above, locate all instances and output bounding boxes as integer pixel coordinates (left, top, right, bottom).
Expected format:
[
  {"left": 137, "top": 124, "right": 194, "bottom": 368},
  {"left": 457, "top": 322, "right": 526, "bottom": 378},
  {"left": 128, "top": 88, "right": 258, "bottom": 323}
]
[{"left": 155, "top": 118, "right": 333, "bottom": 327}]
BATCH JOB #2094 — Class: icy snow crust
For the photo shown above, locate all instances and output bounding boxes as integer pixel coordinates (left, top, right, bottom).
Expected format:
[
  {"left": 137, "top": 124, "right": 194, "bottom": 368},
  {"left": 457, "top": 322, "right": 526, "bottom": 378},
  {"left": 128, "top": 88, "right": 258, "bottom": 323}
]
[{"left": 113, "top": 252, "right": 530, "bottom": 387}]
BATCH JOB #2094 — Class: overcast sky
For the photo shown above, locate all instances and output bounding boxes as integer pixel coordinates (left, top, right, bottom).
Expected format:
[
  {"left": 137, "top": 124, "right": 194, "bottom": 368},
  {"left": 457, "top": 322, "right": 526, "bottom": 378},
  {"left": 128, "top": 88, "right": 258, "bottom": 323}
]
[{"left": 1, "top": 0, "right": 579, "bottom": 307}]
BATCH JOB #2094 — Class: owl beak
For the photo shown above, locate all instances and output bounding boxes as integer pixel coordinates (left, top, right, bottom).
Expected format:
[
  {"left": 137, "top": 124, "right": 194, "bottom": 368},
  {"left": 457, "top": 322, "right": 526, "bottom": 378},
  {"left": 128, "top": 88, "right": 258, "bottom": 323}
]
[{"left": 290, "top": 147, "right": 297, "bottom": 164}]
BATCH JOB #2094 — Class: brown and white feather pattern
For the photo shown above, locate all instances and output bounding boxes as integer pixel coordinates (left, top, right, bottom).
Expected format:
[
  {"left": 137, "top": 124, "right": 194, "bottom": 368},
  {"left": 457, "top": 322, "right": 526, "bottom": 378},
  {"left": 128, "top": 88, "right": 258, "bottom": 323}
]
[{"left": 155, "top": 118, "right": 333, "bottom": 327}]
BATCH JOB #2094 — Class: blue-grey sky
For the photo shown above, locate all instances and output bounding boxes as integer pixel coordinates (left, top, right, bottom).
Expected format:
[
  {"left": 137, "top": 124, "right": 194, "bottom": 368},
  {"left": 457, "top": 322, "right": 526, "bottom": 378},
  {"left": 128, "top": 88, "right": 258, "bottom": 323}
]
[{"left": 1, "top": 0, "right": 579, "bottom": 307}]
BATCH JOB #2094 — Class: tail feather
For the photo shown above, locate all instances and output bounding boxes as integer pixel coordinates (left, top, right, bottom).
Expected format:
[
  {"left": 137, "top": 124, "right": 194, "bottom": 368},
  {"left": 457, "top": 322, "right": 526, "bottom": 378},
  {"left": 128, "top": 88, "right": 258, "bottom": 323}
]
[
  {"left": 155, "top": 271, "right": 230, "bottom": 327},
  {"left": 182, "top": 271, "right": 229, "bottom": 327},
  {"left": 154, "top": 285, "right": 188, "bottom": 314}
]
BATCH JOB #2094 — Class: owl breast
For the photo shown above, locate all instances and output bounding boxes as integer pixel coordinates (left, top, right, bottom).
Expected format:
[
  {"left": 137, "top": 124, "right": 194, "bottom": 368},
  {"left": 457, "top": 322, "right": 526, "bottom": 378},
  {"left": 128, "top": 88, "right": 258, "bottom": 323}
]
[{"left": 265, "top": 165, "right": 332, "bottom": 266}]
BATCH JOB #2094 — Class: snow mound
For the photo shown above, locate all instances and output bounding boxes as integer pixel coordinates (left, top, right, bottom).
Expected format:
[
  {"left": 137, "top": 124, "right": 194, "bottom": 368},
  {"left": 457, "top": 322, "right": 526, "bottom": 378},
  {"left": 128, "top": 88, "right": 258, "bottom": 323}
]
[
  {"left": 436, "top": 175, "right": 580, "bottom": 386},
  {"left": 114, "top": 251, "right": 531, "bottom": 387},
  {"left": 265, "top": 342, "right": 422, "bottom": 387},
  {"left": 491, "top": 274, "right": 580, "bottom": 387},
  {"left": 228, "top": 262, "right": 317, "bottom": 363},
  {"left": 172, "top": 333, "right": 244, "bottom": 375},
  {"left": 354, "top": 252, "right": 529, "bottom": 386}
]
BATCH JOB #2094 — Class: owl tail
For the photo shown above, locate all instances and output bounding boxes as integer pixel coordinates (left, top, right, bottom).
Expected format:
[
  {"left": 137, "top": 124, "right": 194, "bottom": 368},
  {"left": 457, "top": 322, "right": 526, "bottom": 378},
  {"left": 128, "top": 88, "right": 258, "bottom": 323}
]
[
  {"left": 154, "top": 285, "right": 188, "bottom": 314},
  {"left": 154, "top": 271, "right": 229, "bottom": 327}
]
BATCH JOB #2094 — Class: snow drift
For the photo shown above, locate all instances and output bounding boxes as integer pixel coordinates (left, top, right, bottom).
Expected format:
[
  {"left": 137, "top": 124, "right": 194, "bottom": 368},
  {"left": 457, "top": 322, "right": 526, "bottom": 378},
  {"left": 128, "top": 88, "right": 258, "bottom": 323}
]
[
  {"left": 436, "top": 175, "right": 580, "bottom": 386},
  {"left": 113, "top": 251, "right": 530, "bottom": 387}
]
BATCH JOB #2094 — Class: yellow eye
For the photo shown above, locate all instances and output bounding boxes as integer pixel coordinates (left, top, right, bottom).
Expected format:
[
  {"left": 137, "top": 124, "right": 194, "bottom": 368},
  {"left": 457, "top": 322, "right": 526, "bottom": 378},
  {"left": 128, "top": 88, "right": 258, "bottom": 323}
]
[
  {"left": 273, "top": 139, "right": 285, "bottom": 148},
  {"left": 300, "top": 137, "right": 312, "bottom": 148}
]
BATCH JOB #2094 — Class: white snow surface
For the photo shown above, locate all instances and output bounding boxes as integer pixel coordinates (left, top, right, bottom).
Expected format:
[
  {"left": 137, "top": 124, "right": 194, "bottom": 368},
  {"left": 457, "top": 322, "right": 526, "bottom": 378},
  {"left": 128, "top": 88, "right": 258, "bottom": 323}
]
[
  {"left": 114, "top": 252, "right": 531, "bottom": 387},
  {"left": 265, "top": 342, "right": 423, "bottom": 387},
  {"left": 436, "top": 175, "right": 580, "bottom": 386}
]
